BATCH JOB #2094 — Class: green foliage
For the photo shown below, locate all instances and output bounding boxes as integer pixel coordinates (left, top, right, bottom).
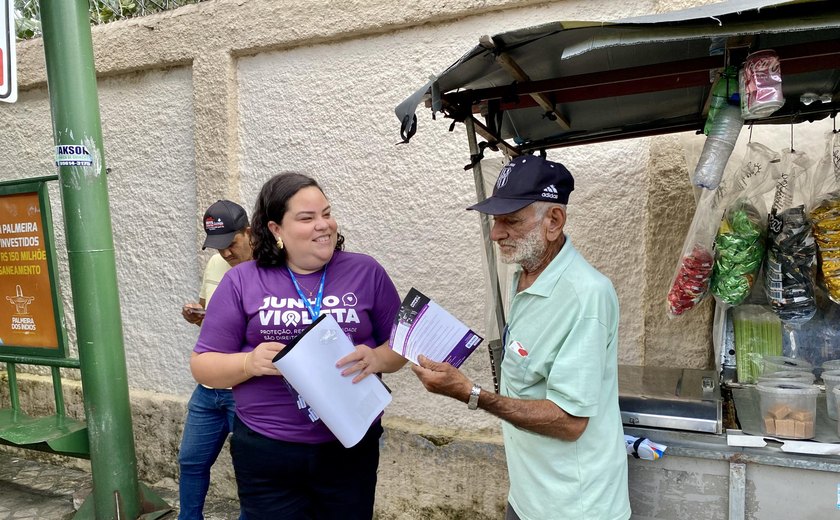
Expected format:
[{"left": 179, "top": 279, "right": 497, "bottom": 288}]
[{"left": 14, "top": 0, "right": 205, "bottom": 40}]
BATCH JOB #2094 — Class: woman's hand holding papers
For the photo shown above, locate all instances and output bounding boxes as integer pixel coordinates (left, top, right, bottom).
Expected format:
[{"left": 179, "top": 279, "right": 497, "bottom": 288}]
[
  {"left": 248, "top": 342, "right": 285, "bottom": 377},
  {"left": 338, "top": 342, "right": 409, "bottom": 383}
]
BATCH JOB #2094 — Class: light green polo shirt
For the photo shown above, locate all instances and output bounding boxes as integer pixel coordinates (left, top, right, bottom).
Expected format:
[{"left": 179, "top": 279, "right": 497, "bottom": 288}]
[{"left": 501, "top": 237, "right": 630, "bottom": 520}]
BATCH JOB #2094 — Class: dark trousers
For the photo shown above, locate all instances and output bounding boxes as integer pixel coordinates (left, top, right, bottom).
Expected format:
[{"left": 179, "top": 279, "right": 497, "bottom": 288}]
[
  {"left": 231, "top": 415, "right": 382, "bottom": 520},
  {"left": 505, "top": 503, "right": 521, "bottom": 520}
]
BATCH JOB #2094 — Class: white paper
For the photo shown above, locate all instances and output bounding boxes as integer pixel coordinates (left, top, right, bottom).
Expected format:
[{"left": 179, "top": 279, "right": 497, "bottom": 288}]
[
  {"left": 389, "top": 288, "right": 483, "bottom": 368},
  {"left": 272, "top": 314, "right": 392, "bottom": 448},
  {"left": 726, "top": 433, "right": 768, "bottom": 447}
]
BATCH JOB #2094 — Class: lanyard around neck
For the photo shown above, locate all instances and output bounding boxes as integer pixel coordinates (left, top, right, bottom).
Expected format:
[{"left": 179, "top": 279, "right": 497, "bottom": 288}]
[{"left": 287, "top": 266, "right": 327, "bottom": 320}]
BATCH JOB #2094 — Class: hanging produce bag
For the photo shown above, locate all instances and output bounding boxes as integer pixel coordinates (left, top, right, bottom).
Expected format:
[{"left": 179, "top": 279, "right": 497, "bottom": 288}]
[
  {"left": 667, "top": 175, "right": 737, "bottom": 317},
  {"left": 711, "top": 143, "right": 780, "bottom": 306},
  {"left": 733, "top": 304, "right": 783, "bottom": 384},
  {"left": 809, "top": 131, "right": 840, "bottom": 303},
  {"left": 764, "top": 149, "right": 817, "bottom": 325}
]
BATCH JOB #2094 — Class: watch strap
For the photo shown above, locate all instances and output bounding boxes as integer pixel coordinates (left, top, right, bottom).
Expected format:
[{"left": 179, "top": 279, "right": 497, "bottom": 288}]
[{"left": 467, "top": 383, "right": 481, "bottom": 410}]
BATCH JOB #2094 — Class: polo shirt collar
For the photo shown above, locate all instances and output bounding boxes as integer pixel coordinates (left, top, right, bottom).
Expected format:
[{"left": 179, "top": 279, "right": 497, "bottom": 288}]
[{"left": 513, "top": 234, "right": 577, "bottom": 297}]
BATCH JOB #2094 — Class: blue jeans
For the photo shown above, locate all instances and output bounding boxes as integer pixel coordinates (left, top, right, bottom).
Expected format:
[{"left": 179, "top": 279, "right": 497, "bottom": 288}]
[{"left": 178, "top": 385, "right": 244, "bottom": 520}]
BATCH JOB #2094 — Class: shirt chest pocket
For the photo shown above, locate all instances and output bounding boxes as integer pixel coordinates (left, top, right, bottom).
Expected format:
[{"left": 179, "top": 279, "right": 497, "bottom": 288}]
[{"left": 501, "top": 341, "right": 541, "bottom": 395}]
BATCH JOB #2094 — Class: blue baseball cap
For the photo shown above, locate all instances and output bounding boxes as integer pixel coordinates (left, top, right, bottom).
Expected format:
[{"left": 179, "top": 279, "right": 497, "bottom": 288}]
[{"left": 467, "top": 155, "right": 574, "bottom": 215}]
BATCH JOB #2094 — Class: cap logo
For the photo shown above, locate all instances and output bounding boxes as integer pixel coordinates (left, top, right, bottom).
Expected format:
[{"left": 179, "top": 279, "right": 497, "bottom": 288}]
[
  {"left": 541, "top": 184, "right": 559, "bottom": 199},
  {"left": 205, "top": 216, "right": 226, "bottom": 231},
  {"left": 496, "top": 164, "right": 513, "bottom": 188}
]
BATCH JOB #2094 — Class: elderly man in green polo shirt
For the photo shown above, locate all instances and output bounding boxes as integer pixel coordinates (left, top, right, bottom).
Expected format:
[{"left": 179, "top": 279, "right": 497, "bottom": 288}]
[{"left": 413, "top": 155, "right": 631, "bottom": 520}]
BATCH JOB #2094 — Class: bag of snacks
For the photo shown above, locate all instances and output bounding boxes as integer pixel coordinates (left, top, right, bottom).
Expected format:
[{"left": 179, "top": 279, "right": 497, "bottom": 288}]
[
  {"left": 667, "top": 176, "right": 737, "bottom": 317},
  {"left": 809, "top": 131, "right": 840, "bottom": 303},
  {"left": 711, "top": 143, "right": 780, "bottom": 306},
  {"left": 764, "top": 149, "right": 817, "bottom": 325}
]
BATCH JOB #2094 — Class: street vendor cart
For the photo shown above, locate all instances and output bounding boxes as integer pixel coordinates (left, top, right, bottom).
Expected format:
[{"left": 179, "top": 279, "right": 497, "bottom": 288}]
[{"left": 396, "top": 1, "right": 840, "bottom": 518}]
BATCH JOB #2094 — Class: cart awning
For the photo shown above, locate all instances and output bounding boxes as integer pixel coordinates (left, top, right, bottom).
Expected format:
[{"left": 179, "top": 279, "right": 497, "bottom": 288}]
[{"left": 395, "top": 0, "right": 840, "bottom": 155}]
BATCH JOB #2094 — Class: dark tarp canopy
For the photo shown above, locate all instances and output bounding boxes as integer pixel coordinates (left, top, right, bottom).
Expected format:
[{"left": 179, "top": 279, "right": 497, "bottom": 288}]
[{"left": 395, "top": 0, "right": 840, "bottom": 156}]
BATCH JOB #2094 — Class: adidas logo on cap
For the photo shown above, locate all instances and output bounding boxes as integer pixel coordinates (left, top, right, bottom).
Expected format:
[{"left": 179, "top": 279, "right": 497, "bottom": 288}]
[{"left": 541, "top": 184, "right": 559, "bottom": 199}]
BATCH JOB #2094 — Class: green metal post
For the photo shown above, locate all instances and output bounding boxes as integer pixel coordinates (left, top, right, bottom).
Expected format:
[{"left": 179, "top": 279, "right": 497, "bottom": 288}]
[{"left": 38, "top": 1, "right": 141, "bottom": 518}]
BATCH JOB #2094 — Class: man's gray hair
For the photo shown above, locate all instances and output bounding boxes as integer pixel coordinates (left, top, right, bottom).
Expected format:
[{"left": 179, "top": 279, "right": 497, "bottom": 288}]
[{"left": 533, "top": 201, "right": 567, "bottom": 220}]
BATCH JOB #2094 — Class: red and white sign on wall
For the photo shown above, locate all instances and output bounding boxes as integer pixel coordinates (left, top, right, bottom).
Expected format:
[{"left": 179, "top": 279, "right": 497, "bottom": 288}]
[{"left": 0, "top": 0, "right": 16, "bottom": 103}]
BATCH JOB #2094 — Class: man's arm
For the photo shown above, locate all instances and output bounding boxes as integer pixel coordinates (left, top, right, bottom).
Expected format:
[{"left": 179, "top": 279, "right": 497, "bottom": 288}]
[{"left": 412, "top": 355, "right": 588, "bottom": 441}]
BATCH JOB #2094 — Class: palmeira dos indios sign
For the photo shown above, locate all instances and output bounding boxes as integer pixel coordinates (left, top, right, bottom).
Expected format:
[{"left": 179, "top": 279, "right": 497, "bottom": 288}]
[{"left": 0, "top": 185, "right": 63, "bottom": 354}]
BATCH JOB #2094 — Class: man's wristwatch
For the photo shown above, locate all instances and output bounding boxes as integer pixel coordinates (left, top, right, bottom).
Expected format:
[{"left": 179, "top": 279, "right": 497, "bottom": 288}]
[{"left": 467, "top": 383, "right": 481, "bottom": 410}]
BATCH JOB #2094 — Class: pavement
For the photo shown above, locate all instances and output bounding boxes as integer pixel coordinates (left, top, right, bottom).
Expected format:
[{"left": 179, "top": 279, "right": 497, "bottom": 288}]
[{"left": 0, "top": 451, "right": 240, "bottom": 520}]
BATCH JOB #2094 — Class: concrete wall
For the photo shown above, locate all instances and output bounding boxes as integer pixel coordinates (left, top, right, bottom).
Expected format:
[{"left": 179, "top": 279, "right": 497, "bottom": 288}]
[{"left": 3, "top": 0, "right": 837, "bottom": 517}]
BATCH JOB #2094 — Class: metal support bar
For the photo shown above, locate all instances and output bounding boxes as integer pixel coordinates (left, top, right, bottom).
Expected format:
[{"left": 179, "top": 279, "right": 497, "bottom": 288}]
[
  {"left": 465, "top": 118, "right": 507, "bottom": 392},
  {"left": 0, "top": 174, "right": 58, "bottom": 187},
  {"left": 492, "top": 51, "right": 571, "bottom": 130},
  {"left": 6, "top": 363, "right": 19, "bottom": 411},
  {"left": 0, "top": 355, "right": 80, "bottom": 368},
  {"left": 465, "top": 118, "right": 506, "bottom": 339},
  {"left": 50, "top": 367, "right": 65, "bottom": 417},
  {"left": 39, "top": 0, "right": 147, "bottom": 517},
  {"left": 728, "top": 461, "right": 746, "bottom": 520},
  {"left": 467, "top": 116, "right": 519, "bottom": 157}
]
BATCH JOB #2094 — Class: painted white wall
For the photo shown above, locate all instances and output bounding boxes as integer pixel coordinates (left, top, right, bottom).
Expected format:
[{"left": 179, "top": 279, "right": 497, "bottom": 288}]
[{"left": 0, "top": 67, "right": 197, "bottom": 393}]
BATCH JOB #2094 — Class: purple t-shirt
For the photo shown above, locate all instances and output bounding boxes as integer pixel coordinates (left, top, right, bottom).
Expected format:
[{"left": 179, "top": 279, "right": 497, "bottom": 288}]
[{"left": 194, "top": 250, "right": 400, "bottom": 443}]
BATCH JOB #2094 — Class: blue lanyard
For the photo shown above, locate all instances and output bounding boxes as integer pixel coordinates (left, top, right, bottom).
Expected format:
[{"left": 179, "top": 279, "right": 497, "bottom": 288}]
[{"left": 287, "top": 266, "right": 327, "bottom": 320}]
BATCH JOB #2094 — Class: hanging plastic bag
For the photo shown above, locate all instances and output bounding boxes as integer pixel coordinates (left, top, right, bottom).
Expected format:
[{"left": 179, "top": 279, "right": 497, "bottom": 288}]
[
  {"left": 809, "top": 131, "right": 840, "bottom": 303},
  {"left": 692, "top": 68, "right": 742, "bottom": 190},
  {"left": 667, "top": 175, "right": 738, "bottom": 317},
  {"left": 711, "top": 143, "right": 780, "bottom": 306},
  {"left": 764, "top": 149, "right": 817, "bottom": 325}
]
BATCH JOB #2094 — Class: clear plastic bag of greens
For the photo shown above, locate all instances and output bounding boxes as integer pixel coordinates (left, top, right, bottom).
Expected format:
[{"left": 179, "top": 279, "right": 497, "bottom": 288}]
[
  {"left": 711, "top": 143, "right": 780, "bottom": 306},
  {"left": 809, "top": 131, "right": 840, "bottom": 303},
  {"left": 764, "top": 149, "right": 817, "bottom": 325},
  {"left": 733, "top": 304, "right": 783, "bottom": 383}
]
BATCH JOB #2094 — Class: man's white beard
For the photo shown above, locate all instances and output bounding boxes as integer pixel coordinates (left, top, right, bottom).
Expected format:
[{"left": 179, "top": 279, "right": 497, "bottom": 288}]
[{"left": 498, "top": 223, "right": 546, "bottom": 272}]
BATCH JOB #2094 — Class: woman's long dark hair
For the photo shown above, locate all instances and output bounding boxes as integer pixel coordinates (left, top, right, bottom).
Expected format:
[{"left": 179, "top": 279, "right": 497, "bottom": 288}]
[{"left": 251, "top": 172, "right": 345, "bottom": 267}]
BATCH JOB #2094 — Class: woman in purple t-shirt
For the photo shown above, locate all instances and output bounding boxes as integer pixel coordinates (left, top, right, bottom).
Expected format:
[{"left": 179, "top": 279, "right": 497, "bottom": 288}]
[{"left": 191, "top": 172, "right": 406, "bottom": 519}]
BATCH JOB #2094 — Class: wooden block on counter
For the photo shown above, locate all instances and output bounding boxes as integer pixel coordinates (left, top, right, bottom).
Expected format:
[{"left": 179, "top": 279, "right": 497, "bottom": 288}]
[
  {"left": 789, "top": 410, "right": 814, "bottom": 422},
  {"left": 768, "top": 404, "right": 791, "bottom": 419},
  {"left": 775, "top": 418, "right": 795, "bottom": 437},
  {"left": 763, "top": 416, "right": 776, "bottom": 435}
]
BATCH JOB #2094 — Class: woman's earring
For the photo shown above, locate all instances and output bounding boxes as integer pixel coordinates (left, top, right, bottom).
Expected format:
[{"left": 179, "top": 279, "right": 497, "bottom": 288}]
[{"left": 276, "top": 237, "right": 284, "bottom": 250}]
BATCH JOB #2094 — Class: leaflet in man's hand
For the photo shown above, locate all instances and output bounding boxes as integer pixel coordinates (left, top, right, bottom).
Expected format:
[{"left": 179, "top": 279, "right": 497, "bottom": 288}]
[
  {"left": 272, "top": 314, "right": 392, "bottom": 448},
  {"left": 389, "top": 288, "right": 483, "bottom": 368}
]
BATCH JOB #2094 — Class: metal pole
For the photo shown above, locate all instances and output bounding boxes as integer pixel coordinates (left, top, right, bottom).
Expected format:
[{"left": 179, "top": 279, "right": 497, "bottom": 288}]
[
  {"left": 465, "top": 117, "right": 508, "bottom": 393},
  {"left": 465, "top": 117, "right": 506, "bottom": 339},
  {"left": 38, "top": 1, "right": 141, "bottom": 518}
]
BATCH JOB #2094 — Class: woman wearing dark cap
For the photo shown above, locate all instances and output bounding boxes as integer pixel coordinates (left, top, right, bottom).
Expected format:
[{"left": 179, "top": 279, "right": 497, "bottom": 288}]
[{"left": 191, "top": 172, "right": 406, "bottom": 519}]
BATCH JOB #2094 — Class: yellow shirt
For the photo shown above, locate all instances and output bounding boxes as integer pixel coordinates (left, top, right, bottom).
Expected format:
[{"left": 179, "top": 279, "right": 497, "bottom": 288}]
[{"left": 199, "top": 253, "right": 231, "bottom": 305}]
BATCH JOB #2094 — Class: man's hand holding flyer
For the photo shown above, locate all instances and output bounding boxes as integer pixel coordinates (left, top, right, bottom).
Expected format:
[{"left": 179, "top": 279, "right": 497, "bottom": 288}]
[{"left": 389, "top": 288, "right": 483, "bottom": 368}]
